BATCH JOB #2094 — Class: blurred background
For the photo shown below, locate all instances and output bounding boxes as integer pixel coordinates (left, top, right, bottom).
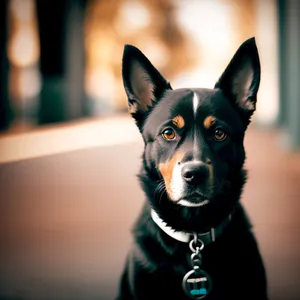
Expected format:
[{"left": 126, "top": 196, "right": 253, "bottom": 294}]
[{"left": 0, "top": 0, "right": 299, "bottom": 299}]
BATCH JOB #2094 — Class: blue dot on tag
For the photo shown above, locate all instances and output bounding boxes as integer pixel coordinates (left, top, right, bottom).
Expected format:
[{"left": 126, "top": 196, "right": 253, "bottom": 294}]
[
  {"left": 190, "top": 288, "right": 207, "bottom": 296},
  {"left": 183, "top": 269, "right": 212, "bottom": 298}
]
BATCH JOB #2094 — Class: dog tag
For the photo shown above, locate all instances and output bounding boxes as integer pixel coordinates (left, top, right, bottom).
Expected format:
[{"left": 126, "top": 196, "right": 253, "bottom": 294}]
[{"left": 182, "top": 269, "right": 212, "bottom": 299}]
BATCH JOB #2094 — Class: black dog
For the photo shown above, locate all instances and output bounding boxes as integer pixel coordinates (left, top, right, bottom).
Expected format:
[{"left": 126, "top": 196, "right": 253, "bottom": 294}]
[{"left": 117, "top": 37, "right": 268, "bottom": 300}]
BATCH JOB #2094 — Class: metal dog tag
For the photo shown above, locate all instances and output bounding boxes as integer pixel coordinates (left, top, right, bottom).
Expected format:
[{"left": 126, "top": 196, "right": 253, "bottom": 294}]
[
  {"left": 182, "top": 269, "right": 212, "bottom": 299},
  {"left": 183, "top": 237, "right": 212, "bottom": 299}
]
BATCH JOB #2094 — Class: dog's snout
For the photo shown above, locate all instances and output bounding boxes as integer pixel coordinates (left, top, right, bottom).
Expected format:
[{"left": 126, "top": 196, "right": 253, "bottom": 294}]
[{"left": 181, "top": 162, "right": 209, "bottom": 185}]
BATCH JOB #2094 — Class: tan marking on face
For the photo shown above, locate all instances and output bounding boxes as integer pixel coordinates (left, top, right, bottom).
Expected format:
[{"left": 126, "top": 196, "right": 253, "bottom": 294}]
[
  {"left": 203, "top": 116, "right": 216, "bottom": 129},
  {"left": 205, "top": 158, "right": 214, "bottom": 186},
  {"left": 159, "top": 151, "right": 185, "bottom": 200},
  {"left": 207, "top": 163, "right": 214, "bottom": 186},
  {"left": 172, "top": 115, "right": 185, "bottom": 129}
]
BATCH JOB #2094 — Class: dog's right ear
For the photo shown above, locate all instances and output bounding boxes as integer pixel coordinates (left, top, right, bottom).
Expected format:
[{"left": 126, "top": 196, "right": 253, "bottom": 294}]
[{"left": 122, "top": 45, "right": 171, "bottom": 128}]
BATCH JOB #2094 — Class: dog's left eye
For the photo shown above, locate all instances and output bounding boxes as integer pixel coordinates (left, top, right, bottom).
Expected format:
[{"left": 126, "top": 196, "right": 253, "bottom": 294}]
[
  {"left": 214, "top": 128, "right": 227, "bottom": 141},
  {"left": 162, "top": 128, "right": 176, "bottom": 140}
]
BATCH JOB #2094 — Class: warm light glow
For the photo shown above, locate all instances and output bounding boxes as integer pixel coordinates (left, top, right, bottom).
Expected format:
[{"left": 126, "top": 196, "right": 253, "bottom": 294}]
[
  {"left": 7, "top": 0, "right": 40, "bottom": 68},
  {"left": 83, "top": 0, "right": 278, "bottom": 125},
  {"left": 114, "top": 1, "right": 150, "bottom": 36},
  {"left": 84, "top": 0, "right": 197, "bottom": 111}
]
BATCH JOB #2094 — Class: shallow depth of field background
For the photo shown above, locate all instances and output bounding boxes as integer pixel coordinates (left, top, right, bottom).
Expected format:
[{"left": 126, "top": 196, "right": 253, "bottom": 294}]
[{"left": 0, "top": 1, "right": 299, "bottom": 300}]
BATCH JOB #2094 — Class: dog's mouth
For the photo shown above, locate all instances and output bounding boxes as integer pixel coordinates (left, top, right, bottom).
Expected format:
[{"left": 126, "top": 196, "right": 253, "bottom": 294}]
[{"left": 176, "top": 193, "right": 209, "bottom": 207}]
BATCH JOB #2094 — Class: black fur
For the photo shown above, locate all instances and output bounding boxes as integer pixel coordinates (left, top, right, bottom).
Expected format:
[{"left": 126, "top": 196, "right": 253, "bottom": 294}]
[{"left": 117, "top": 37, "right": 268, "bottom": 300}]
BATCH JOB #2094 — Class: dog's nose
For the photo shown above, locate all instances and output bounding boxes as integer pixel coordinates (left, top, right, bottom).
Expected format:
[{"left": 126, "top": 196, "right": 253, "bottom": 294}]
[{"left": 181, "top": 162, "right": 209, "bottom": 185}]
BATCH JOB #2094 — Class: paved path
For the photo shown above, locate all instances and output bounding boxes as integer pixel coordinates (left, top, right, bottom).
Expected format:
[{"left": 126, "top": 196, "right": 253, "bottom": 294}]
[{"left": 0, "top": 127, "right": 299, "bottom": 300}]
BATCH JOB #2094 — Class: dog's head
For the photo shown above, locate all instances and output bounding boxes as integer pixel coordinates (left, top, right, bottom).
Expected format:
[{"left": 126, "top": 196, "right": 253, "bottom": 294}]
[{"left": 122, "top": 38, "right": 260, "bottom": 230}]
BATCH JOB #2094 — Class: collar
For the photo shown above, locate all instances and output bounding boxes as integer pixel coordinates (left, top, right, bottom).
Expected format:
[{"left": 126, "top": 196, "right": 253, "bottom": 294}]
[{"left": 151, "top": 209, "right": 233, "bottom": 245}]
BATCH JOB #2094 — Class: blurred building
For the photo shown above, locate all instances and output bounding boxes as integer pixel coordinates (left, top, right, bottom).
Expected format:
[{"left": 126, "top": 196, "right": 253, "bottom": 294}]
[{"left": 2, "top": 0, "right": 298, "bottom": 148}]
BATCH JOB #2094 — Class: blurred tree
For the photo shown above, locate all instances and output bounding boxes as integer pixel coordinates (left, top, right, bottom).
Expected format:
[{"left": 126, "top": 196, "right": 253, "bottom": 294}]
[
  {"left": 36, "top": 0, "right": 87, "bottom": 124},
  {"left": 0, "top": 0, "right": 13, "bottom": 131}
]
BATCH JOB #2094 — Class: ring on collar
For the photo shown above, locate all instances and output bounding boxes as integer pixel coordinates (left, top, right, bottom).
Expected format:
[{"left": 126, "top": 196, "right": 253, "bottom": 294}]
[{"left": 189, "top": 233, "right": 204, "bottom": 253}]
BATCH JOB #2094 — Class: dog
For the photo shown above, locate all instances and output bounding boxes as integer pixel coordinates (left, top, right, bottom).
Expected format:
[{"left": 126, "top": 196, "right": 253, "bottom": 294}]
[{"left": 117, "top": 37, "right": 268, "bottom": 300}]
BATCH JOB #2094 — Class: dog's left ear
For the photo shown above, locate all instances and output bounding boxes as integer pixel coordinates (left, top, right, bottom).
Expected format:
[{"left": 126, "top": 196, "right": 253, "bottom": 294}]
[
  {"left": 215, "top": 37, "right": 260, "bottom": 125},
  {"left": 122, "top": 45, "right": 171, "bottom": 128}
]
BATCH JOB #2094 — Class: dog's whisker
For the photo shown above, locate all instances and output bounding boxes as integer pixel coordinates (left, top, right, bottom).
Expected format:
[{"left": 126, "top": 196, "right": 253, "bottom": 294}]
[
  {"left": 156, "top": 179, "right": 165, "bottom": 185},
  {"left": 159, "top": 185, "right": 167, "bottom": 205},
  {"left": 160, "top": 187, "right": 167, "bottom": 205},
  {"left": 155, "top": 181, "right": 167, "bottom": 205},
  {"left": 154, "top": 181, "right": 166, "bottom": 203}
]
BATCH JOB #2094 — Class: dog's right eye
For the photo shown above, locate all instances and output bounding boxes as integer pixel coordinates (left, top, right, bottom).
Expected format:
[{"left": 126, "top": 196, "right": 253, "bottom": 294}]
[{"left": 162, "top": 128, "right": 176, "bottom": 141}]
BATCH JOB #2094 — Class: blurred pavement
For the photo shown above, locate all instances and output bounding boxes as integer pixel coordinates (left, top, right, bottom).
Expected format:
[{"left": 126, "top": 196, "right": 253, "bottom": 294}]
[{"left": 0, "top": 123, "right": 300, "bottom": 300}]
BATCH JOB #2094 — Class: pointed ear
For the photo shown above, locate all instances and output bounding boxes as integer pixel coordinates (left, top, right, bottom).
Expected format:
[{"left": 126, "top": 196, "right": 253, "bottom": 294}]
[
  {"left": 122, "top": 45, "right": 171, "bottom": 128},
  {"left": 215, "top": 37, "right": 261, "bottom": 124}
]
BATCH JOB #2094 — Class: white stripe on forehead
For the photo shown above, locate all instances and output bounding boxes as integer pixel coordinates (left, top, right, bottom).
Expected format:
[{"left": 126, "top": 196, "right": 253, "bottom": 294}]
[
  {"left": 192, "top": 92, "right": 199, "bottom": 157},
  {"left": 193, "top": 92, "right": 199, "bottom": 117}
]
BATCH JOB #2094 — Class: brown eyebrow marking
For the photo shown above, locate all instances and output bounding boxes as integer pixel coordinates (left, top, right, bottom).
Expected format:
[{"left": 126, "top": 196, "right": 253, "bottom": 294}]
[
  {"left": 203, "top": 116, "right": 216, "bottom": 129},
  {"left": 172, "top": 115, "right": 185, "bottom": 129}
]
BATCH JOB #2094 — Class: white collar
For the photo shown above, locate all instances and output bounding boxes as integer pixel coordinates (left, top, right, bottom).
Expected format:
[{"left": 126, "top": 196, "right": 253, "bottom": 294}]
[{"left": 151, "top": 209, "right": 232, "bottom": 245}]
